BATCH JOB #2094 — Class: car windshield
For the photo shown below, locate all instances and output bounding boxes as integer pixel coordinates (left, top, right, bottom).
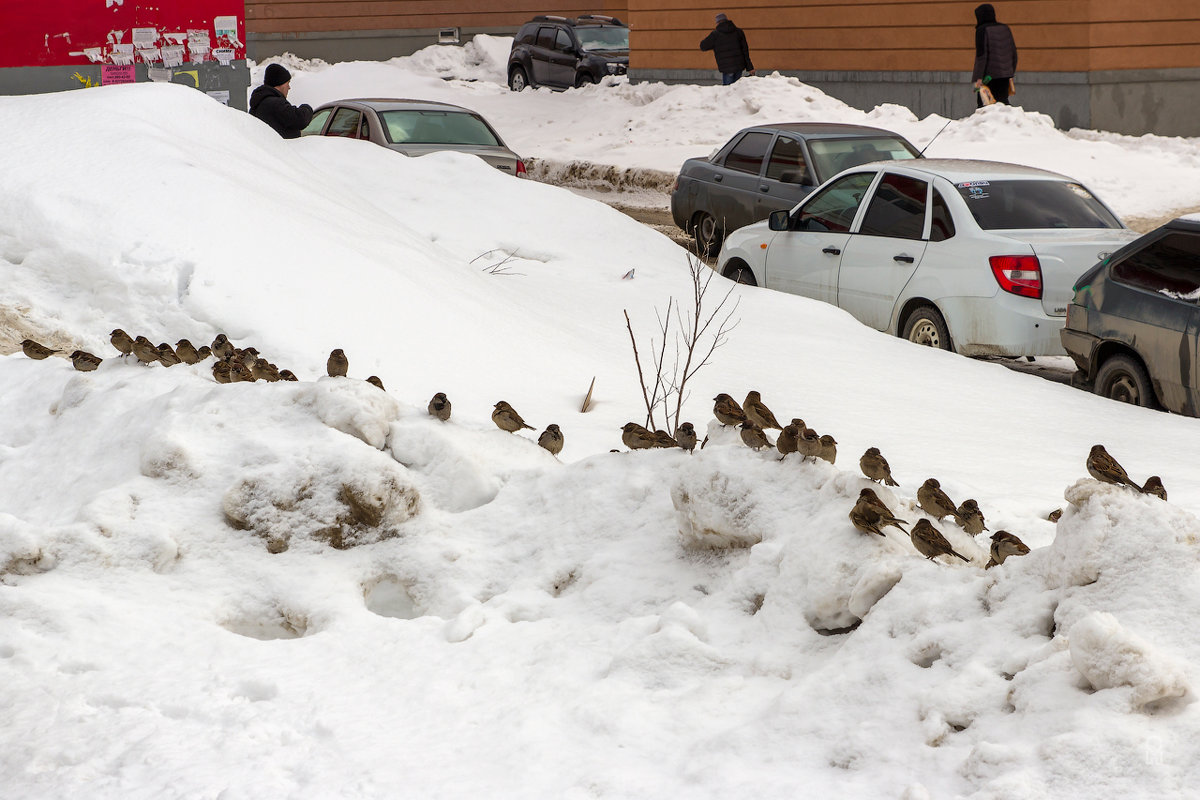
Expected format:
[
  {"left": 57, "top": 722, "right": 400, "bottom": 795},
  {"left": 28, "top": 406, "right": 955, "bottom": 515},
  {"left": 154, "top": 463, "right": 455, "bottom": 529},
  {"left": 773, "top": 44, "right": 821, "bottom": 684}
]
[
  {"left": 575, "top": 26, "right": 629, "bottom": 51},
  {"left": 378, "top": 110, "right": 501, "bottom": 146},
  {"left": 807, "top": 137, "right": 919, "bottom": 179},
  {"left": 954, "top": 180, "right": 1122, "bottom": 229}
]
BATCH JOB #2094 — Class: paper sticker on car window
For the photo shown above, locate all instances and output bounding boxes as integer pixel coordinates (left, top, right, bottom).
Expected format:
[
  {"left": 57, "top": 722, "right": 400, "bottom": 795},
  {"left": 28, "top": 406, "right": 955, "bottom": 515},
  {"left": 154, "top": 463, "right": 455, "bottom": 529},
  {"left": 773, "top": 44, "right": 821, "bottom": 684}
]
[
  {"left": 966, "top": 186, "right": 989, "bottom": 199},
  {"left": 957, "top": 180, "right": 990, "bottom": 188}
]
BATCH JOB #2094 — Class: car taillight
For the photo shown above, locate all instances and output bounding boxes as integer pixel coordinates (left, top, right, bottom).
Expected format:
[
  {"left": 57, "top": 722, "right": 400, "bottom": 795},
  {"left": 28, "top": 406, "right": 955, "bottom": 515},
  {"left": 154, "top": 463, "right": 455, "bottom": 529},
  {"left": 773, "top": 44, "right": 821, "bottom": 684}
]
[
  {"left": 516, "top": 159, "right": 527, "bottom": 178},
  {"left": 989, "top": 255, "right": 1042, "bottom": 299}
]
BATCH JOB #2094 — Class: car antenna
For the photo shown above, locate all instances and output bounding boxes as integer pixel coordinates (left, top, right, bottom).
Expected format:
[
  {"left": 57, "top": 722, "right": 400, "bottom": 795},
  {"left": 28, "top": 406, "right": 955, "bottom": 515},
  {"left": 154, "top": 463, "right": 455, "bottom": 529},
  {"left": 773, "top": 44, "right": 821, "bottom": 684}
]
[{"left": 918, "top": 119, "right": 953, "bottom": 157}]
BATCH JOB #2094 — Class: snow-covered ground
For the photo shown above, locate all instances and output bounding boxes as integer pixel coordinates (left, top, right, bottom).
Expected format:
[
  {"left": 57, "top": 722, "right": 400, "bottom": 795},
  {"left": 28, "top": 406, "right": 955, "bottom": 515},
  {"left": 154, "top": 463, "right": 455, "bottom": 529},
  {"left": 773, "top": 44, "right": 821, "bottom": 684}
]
[{"left": 2, "top": 41, "right": 1199, "bottom": 798}]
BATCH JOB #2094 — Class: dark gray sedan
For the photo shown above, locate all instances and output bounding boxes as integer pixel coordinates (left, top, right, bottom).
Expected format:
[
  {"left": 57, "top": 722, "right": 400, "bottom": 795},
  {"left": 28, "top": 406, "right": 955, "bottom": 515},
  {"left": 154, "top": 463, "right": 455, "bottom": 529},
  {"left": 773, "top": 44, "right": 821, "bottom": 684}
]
[
  {"left": 670, "top": 123, "right": 921, "bottom": 255},
  {"left": 1062, "top": 217, "right": 1200, "bottom": 415},
  {"left": 301, "top": 98, "right": 527, "bottom": 177}
]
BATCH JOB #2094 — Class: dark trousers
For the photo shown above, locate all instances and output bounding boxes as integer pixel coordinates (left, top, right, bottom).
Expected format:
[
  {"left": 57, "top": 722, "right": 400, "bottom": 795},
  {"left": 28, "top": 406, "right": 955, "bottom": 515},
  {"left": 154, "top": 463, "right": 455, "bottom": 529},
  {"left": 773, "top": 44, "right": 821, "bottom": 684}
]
[
  {"left": 977, "top": 77, "right": 1012, "bottom": 107},
  {"left": 721, "top": 71, "right": 742, "bottom": 85}
]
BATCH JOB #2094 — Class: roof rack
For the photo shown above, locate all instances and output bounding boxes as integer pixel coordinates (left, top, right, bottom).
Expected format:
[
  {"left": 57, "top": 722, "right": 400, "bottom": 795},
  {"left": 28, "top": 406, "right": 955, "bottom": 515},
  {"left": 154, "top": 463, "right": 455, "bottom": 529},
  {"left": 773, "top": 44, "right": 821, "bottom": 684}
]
[
  {"left": 530, "top": 15, "right": 570, "bottom": 22},
  {"left": 575, "top": 14, "right": 624, "bottom": 25}
]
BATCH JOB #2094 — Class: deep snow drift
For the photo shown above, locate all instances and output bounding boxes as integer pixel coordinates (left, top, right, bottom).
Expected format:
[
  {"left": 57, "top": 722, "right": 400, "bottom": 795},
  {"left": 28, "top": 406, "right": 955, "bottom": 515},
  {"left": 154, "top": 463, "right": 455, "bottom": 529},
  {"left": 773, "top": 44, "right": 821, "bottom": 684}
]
[{"left": 1, "top": 59, "right": 1199, "bottom": 799}]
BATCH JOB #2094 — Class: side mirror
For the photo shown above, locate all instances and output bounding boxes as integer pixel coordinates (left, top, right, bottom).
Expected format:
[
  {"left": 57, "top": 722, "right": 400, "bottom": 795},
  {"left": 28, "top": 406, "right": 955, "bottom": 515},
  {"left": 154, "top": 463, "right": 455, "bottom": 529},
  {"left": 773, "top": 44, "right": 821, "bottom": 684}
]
[{"left": 768, "top": 210, "right": 791, "bottom": 231}]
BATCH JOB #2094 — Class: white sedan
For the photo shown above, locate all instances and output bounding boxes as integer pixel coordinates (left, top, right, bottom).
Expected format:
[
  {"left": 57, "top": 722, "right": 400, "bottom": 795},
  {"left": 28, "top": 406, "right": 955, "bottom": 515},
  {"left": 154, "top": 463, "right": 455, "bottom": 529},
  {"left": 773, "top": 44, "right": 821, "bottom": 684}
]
[{"left": 715, "top": 159, "right": 1140, "bottom": 357}]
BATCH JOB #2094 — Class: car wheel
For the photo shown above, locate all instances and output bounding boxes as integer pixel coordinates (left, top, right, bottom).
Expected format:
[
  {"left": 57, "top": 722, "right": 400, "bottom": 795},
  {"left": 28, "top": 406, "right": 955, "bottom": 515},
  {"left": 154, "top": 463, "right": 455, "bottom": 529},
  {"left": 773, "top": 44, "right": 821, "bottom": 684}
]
[
  {"left": 693, "top": 212, "right": 723, "bottom": 257},
  {"left": 574, "top": 71, "right": 597, "bottom": 88},
  {"left": 1095, "top": 354, "right": 1157, "bottom": 408},
  {"left": 902, "top": 305, "right": 952, "bottom": 351},
  {"left": 723, "top": 264, "right": 757, "bottom": 286},
  {"left": 509, "top": 67, "right": 529, "bottom": 92}
]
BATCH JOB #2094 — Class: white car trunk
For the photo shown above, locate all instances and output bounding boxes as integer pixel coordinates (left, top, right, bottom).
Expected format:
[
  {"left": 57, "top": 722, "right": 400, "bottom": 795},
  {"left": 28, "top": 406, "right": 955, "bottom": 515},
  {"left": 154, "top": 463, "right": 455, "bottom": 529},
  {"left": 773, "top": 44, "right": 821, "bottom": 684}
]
[{"left": 994, "top": 228, "right": 1140, "bottom": 316}]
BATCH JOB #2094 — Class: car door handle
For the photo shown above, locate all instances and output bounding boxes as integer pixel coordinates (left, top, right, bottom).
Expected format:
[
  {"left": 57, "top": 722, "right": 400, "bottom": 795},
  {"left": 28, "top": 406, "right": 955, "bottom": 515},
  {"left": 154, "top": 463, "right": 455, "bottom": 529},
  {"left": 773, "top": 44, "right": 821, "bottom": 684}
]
[
  {"left": 893, "top": 254, "right": 915, "bottom": 263},
  {"left": 759, "top": 185, "right": 769, "bottom": 193},
  {"left": 823, "top": 247, "right": 841, "bottom": 255}
]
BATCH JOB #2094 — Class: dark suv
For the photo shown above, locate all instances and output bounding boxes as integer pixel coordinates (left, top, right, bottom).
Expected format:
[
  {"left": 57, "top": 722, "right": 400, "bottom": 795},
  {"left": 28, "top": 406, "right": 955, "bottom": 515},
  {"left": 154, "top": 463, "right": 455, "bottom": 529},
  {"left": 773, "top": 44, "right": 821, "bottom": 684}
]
[{"left": 508, "top": 15, "right": 629, "bottom": 91}]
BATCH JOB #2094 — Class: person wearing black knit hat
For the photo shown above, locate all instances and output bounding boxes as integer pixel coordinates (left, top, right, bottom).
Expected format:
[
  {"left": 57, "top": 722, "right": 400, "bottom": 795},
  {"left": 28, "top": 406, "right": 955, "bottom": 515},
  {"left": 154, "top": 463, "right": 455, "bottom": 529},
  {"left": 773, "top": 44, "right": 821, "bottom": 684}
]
[
  {"left": 700, "top": 13, "right": 755, "bottom": 86},
  {"left": 971, "top": 4, "right": 1018, "bottom": 107},
  {"left": 249, "top": 63, "right": 314, "bottom": 139}
]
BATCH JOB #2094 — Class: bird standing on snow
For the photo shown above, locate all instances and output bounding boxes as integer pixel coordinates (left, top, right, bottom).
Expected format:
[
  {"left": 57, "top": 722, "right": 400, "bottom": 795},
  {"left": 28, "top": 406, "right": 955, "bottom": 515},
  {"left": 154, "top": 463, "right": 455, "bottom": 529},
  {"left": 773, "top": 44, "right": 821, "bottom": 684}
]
[
  {"left": 739, "top": 421, "right": 772, "bottom": 451},
  {"left": 69, "top": 350, "right": 102, "bottom": 372},
  {"left": 492, "top": 401, "right": 534, "bottom": 432},
  {"left": 131, "top": 336, "right": 161, "bottom": 365},
  {"left": 1086, "top": 444, "right": 1141, "bottom": 490},
  {"left": 1142, "top": 475, "right": 1167, "bottom": 501},
  {"left": 279, "top": 369, "right": 298, "bottom": 381},
  {"left": 428, "top": 392, "right": 451, "bottom": 421},
  {"left": 909, "top": 519, "right": 970, "bottom": 563},
  {"left": 652, "top": 429, "right": 679, "bottom": 448},
  {"left": 212, "top": 360, "right": 233, "bottom": 384},
  {"left": 20, "top": 339, "right": 60, "bottom": 360},
  {"left": 956, "top": 499, "right": 988, "bottom": 535},
  {"left": 776, "top": 420, "right": 802, "bottom": 459},
  {"left": 175, "top": 339, "right": 200, "bottom": 365},
  {"left": 621, "top": 422, "right": 656, "bottom": 450},
  {"left": 211, "top": 334, "right": 234, "bottom": 361},
  {"left": 326, "top": 349, "right": 349, "bottom": 378},
  {"left": 712, "top": 393, "right": 747, "bottom": 427},
  {"left": 365, "top": 375, "right": 385, "bottom": 391},
  {"left": 538, "top": 424, "right": 564, "bottom": 455},
  {"left": 196, "top": 345, "right": 212, "bottom": 361},
  {"left": 742, "top": 390, "right": 782, "bottom": 430},
  {"left": 817, "top": 434, "right": 838, "bottom": 465},
  {"left": 849, "top": 490, "right": 906, "bottom": 537},
  {"left": 675, "top": 422, "right": 697, "bottom": 452},
  {"left": 156, "top": 343, "right": 182, "bottom": 367},
  {"left": 860, "top": 447, "right": 899, "bottom": 486},
  {"left": 857, "top": 488, "right": 908, "bottom": 532},
  {"left": 110, "top": 329, "right": 135, "bottom": 357},
  {"left": 917, "top": 478, "right": 965, "bottom": 524},
  {"left": 796, "top": 427, "right": 822, "bottom": 459},
  {"left": 986, "top": 531, "right": 1030, "bottom": 568}
]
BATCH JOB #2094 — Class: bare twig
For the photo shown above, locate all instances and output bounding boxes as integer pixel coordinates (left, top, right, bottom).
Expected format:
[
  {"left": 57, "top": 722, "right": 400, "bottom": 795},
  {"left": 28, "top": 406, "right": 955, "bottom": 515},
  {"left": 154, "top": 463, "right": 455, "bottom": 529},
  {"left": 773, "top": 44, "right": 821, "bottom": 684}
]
[{"left": 624, "top": 310, "right": 655, "bottom": 428}]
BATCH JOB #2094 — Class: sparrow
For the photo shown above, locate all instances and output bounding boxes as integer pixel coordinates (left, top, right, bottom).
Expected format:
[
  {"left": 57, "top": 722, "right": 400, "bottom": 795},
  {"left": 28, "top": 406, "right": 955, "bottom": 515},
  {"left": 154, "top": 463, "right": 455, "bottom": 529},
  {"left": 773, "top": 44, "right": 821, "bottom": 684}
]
[
  {"left": 278, "top": 369, "right": 298, "bottom": 382},
  {"left": 1142, "top": 475, "right": 1167, "bottom": 501},
  {"left": 621, "top": 422, "right": 656, "bottom": 450},
  {"left": 326, "top": 349, "right": 349, "bottom": 378},
  {"left": 917, "top": 478, "right": 965, "bottom": 524},
  {"left": 237, "top": 347, "right": 260, "bottom": 363},
  {"left": 69, "top": 350, "right": 102, "bottom": 372},
  {"left": 492, "top": 401, "right": 533, "bottom": 432},
  {"left": 538, "top": 424, "right": 564, "bottom": 455},
  {"left": 986, "top": 531, "right": 1030, "bottom": 568},
  {"left": 156, "top": 343, "right": 181, "bottom": 366},
  {"left": 712, "top": 393, "right": 747, "bottom": 427},
  {"left": 1047, "top": 508, "right": 1063, "bottom": 523},
  {"left": 956, "top": 499, "right": 988, "bottom": 536},
  {"left": 849, "top": 491, "right": 905, "bottom": 537},
  {"left": 175, "top": 339, "right": 200, "bottom": 365},
  {"left": 195, "top": 345, "right": 212, "bottom": 361},
  {"left": 232, "top": 361, "right": 255, "bottom": 383},
  {"left": 674, "top": 422, "right": 697, "bottom": 452},
  {"left": 857, "top": 488, "right": 908, "bottom": 532},
  {"left": 428, "top": 392, "right": 451, "bottom": 421},
  {"left": 742, "top": 390, "right": 782, "bottom": 430},
  {"left": 131, "top": 336, "right": 161, "bottom": 365},
  {"left": 211, "top": 334, "right": 234, "bottom": 361},
  {"left": 859, "top": 447, "right": 899, "bottom": 486},
  {"left": 20, "top": 339, "right": 60, "bottom": 360},
  {"left": 652, "top": 429, "right": 679, "bottom": 448},
  {"left": 212, "top": 360, "right": 233, "bottom": 384},
  {"left": 817, "top": 434, "right": 838, "bottom": 465},
  {"left": 1086, "top": 444, "right": 1141, "bottom": 490},
  {"left": 366, "top": 375, "right": 385, "bottom": 391},
  {"left": 254, "top": 358, "right": 281, "bottom": 382},
  {"left": 909, "top": 519, "right": 970, "bottom": 563},
  {"left": 796, "top": 427, "right": 822, "bottom": 459},
  {"left": 739, "top": 421, "right": 772, "bottom": 451},
  {"left": 776, "top": 421, "right": 802, "bottom": 459},
  {"left": 110, "top": 328, "right": 135, "bottom": 357}
]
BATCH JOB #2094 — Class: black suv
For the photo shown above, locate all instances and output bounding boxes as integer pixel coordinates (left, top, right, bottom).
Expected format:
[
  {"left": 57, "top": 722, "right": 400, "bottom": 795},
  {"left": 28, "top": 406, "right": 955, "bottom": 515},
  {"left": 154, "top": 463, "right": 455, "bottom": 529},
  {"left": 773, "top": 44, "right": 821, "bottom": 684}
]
[{"left": 508, "top": 15, "right": 629, "bottom": 91}]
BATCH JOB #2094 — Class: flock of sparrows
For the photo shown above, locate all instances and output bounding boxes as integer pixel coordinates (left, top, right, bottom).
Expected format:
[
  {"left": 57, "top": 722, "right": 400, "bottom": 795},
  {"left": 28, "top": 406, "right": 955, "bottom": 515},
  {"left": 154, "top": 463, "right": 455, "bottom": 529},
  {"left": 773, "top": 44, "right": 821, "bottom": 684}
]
[{"left": 19, "top": 337, "right": 1170, "bottom": 568}]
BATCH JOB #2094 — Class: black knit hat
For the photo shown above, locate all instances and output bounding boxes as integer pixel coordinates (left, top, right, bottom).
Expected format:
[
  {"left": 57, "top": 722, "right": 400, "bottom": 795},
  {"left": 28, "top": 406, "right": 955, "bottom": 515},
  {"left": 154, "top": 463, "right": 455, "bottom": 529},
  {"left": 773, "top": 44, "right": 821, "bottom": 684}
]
[{"left": 264, "top": 63, "right": 291, "bottom": 87}]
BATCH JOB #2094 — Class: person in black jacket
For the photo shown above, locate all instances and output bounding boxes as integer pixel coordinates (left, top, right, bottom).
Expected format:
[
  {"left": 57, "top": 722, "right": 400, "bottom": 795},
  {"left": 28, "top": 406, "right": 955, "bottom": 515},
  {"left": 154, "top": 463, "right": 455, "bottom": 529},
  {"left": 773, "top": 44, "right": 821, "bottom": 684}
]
[
  {"left": 249, "top": 64, "right": 314, "bottom": 139},
  {"left": 700, "top": 14, "right": 756, "bottom": 85},
  {"left": 972, "top": 4, "right": 1018, "bottom": 107}
]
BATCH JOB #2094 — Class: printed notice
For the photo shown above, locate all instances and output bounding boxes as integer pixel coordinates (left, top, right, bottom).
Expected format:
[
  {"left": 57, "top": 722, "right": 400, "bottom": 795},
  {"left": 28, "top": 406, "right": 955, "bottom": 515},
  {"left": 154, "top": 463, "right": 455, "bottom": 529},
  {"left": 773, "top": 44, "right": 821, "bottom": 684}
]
[
  {"left": 212, "top": 47, "right": 234, "bottom": 66},
  {"left": 102, "top": 64, "right": 136, "bottom": 84},
  {"left": 132, "top": 27, "right": 158, "bottom": 47},
  {"left": 207, "top": 90, "right": 231, "bottom": 105}
]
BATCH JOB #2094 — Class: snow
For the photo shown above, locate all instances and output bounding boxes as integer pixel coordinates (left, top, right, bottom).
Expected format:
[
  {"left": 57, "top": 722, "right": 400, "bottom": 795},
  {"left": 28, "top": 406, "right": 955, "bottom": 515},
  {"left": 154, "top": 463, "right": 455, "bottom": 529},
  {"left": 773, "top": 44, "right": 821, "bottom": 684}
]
[{"left": 2, "top": 39, "right": 1200, "bottom": 798}]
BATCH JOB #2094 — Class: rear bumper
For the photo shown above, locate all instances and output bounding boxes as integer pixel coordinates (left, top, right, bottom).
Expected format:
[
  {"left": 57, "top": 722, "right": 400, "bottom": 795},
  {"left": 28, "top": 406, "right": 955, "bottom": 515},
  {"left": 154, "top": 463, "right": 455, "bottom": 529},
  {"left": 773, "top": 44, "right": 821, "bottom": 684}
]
[
  {"left": 1059, "top": 327, "right": 1099, "bottom": 376},
  {"left": 935, "top": 294, "right": 1067, "bottom": 357}
]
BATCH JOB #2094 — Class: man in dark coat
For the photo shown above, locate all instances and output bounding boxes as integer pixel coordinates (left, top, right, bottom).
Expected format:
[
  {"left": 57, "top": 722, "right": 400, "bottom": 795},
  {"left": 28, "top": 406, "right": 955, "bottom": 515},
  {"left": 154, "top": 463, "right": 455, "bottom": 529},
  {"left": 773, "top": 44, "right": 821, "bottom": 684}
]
[
  {"left": 700, "top": 13, "right": 756, "bottom": 85},
  {"left": 249, "top": 64, "right": 314, "bottom": 139},
  {"left": 972, "top": 3, "right": 1018, "bottom": 107}
]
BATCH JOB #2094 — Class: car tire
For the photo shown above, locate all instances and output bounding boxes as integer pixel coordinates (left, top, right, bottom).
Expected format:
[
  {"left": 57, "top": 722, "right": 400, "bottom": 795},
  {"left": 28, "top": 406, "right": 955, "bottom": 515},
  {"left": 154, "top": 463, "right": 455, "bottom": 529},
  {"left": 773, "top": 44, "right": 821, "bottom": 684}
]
[
  {"left": 902, "top": 305, "right": 952, "bottom": 351},
  {"left": 509, "top": 67, "right": 529, "bottom": 92},
  {"left": 723, "top": 264, "right": 757, "bottom": 286},
  {"left": 693, "top": 212, "right": 723, "bottom": 257},
  {"left": 574, "top": 71, "right": 597, "bottom": 88},
  {"left": 1094, "top": 354, "right": 1157, "bottom": 409}
]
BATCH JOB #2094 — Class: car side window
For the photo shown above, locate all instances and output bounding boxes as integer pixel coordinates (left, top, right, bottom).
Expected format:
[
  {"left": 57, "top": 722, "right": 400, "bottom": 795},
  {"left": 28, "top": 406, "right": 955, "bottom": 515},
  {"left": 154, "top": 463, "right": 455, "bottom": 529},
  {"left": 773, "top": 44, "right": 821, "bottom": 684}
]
[
  {"left": 722, "top": 131, "right": 773, "bottom": 176},
  {"left": 795, "top": 172, "right": 877, "bottom": 233},
  {"left": 326, "top": 108, "right": 362, "bottom": 139},
  {"left": 1111, "top": 232, "right": 1200, "bottom": 303},
  {"left": 554, "top": 28, "right": 574, "bottom": 52},
  {"left": 929, "top": 190, "right": 956, "bottom": 242},
  {"left": 517, "top": 26, "right": 536, "bottom": 45},
  {"left": 301, "top": 107, "right": 332, "bottom": 136},
  {"left": 764, "top": 136, "right": 808, "bottom": 184},
  {"left": 536, "top": 27, "right": 556, "bottom": 48},
  {"left": 859, "top": 173, "right": 928, "bottom": 240}
]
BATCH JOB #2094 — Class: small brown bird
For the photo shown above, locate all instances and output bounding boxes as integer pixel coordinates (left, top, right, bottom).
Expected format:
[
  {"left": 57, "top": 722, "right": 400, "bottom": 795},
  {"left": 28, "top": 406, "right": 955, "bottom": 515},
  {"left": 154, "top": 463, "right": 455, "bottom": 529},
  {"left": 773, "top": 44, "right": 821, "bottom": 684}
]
[
  {"left": 1086, "top": 444, "right": 1141, "bottom": 490},
  {"left": 212, "top": 360, "right": 233, "bottom": 384},
  {"left": 326, "top": 348, "right": 349, "bottom": 378},
  {"left": 365, "top": 375, "right": 385, "bottom": 391},
  {"left": 156, "top": 343, "right": 181, "bottom": 366},
  {"left": 776, "top": 421, "right": 801, "bottom": 459},
  {"left": 857, "top": 488, "right": 908, "bottom": 532},
  {"left": 675, "top": 422, "right": 697, "bottom": 452},
  {"left": 211, "top": 334, "right": 234, "bottom": 361},
  {"left": 797, "top": 427, "right": 822, "bottom": 459},
  {"left": 110, "top": 328, "right": 135, "bottom": 357},
  {"left": 817, "top": 434, "right": 838, "bottom": 465},
  {"left": 131, "top": 336, "right": 161, "bottom": 365},
  {"left": 538, "top": 423, "right": 564, "bottom": 455},
  {"left": 742, "top": 390, "right": 782, "bottom": 430},
  {"left": 492, "top": 401, "right": 533, "bottom": 432},
  {"left": 1047, "top": 508, "right": 1063, "bottom": 523},
  {"left": 652, "top": 429, "right": 679, "bottom": 448},
  {"left": 621, "top": 422, "right": 656, "bottom": 450},
  {"left": 849, "top": 490, "right": 907, "bottom": 537},
  {"left": 1142, "top": 476, "right": 1167, "bottom": 501},
  {"left": 712, "top": 393, "right": 747, "bottom": 427},
  {"left": 918, "top": 478, "right": 965, "bottom": 524},
  {"left": 739, "top": 421, "right": 772, "bottom": 451},
  {"left": 986, "top": 531, "right": 1030, "bottom": 568},
  {"left": 69, "top": 350, "right": 102, "bottom": 372},
  {"left": 956, "top": 499, "right": 988, "bottom": 536},
  {"left": 428, "top": 392, "right": 451, "bottom": 421},
  {"left": 255, "top": 359, "right": 281, "bottom": 382},
  {"left": 175, "top": 339, "right": 200, "bottom": 365},
  {"left": 195, "top": 345, "right": 212, "bottom": 361},
  {"left": 278, "top": 369, "right": 298, "bottom": 382},
  {"left": 909, "top": 519, "right": 970, "bottom": 563},
  {"left": 860, "top": 447, "right": 900, "bottom": 486},
  {"left": 230, "top": 361, "right": 255, "bottom": 383},
  {"left": 20, "top": 339, "right": 60, "bottom": 360},
  {"left": 237, "top": 347, "right": 260, "bottom": 363}
]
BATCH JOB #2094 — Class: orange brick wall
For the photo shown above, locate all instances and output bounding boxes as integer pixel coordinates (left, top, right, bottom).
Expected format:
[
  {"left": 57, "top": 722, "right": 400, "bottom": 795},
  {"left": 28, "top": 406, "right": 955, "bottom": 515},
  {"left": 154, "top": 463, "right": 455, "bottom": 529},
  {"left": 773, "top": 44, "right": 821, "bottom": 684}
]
[{"left": 246, "top": 1, "right": 629, "bottom": 33}]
